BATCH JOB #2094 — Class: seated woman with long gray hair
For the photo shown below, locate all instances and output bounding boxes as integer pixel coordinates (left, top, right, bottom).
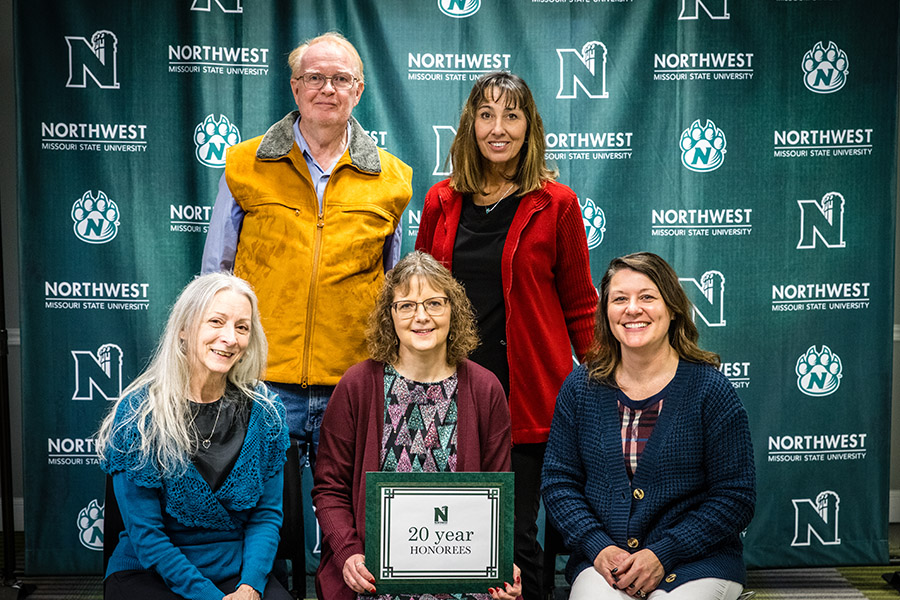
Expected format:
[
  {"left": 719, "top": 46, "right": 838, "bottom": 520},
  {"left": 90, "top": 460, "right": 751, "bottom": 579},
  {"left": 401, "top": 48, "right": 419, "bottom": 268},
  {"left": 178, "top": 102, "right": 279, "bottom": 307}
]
[{"left": 96, "top": 273, "right": 291, "bottom": 600}]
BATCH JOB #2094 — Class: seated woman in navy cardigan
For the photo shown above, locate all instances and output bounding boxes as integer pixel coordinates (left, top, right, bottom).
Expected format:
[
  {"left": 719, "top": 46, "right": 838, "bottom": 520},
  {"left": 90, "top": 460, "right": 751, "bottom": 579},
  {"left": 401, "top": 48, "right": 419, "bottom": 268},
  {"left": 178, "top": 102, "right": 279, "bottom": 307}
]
[
  {"left": 542, "top": 252, "right": 756, "bottom": 600},
  {"left": 97, "top": 273, "right": 290, "bottom": 600},
  {"left": 312, "top": 250, "right": 522, "bottom": 600}
]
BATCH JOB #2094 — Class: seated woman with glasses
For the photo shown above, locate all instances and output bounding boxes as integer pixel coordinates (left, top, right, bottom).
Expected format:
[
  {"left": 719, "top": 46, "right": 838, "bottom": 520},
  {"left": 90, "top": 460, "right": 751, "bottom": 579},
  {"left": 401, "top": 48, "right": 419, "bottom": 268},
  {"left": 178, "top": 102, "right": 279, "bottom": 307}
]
[{"left": 312, "top": 250, "right": 522, "bottom": 600}]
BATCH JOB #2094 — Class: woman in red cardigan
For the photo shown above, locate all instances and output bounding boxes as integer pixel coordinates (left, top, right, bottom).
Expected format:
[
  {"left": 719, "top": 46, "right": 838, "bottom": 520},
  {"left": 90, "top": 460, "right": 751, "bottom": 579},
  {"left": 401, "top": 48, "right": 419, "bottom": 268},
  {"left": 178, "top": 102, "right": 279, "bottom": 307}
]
[
  {"left": 415, "top": 71, "right": 597, "bottom": 600},
  {"left": 312, "top": 251, "right": 522, "bottom": 600}
]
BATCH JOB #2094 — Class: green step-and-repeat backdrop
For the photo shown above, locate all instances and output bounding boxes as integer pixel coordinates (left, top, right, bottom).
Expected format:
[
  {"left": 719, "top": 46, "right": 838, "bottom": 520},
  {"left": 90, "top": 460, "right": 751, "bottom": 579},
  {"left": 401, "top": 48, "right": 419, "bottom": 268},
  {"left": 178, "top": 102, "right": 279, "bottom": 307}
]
[{"left": 15, "top": 0, "right": 898, "bottom": 574}]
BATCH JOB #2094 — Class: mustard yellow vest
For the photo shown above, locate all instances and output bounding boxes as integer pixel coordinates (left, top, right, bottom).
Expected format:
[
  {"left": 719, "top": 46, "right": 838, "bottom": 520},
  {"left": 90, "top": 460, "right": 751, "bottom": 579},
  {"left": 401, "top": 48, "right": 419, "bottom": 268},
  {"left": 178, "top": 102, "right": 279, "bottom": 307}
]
[{"left": 226, "top": 112, "right": 412, "bottom": 386}]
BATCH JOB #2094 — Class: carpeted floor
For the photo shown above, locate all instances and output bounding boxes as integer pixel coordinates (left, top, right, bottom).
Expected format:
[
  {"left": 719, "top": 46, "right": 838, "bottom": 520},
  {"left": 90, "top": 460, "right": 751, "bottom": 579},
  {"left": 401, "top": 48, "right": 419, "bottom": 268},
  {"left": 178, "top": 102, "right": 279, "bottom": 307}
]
[
  {"left": 3, "top": 532, "right": 900, "bottom": 599},
  {"left": 4, "top": 568, "right": 900, "bottom": 599},
  {"left": 746, "top": 566, "right": 900, "bottom": 599}
]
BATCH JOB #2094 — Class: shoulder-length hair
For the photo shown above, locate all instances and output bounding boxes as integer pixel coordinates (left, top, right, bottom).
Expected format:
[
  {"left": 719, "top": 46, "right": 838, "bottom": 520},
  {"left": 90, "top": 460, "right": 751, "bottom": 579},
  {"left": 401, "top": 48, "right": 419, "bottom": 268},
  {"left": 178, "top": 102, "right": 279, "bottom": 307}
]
[
  {"left": 585, "top": 252, "right": 720, "bottom": 384},
  {"left": 368, "top": 251, "right": 478, "bottom": 367},
  {"left": 96, "top": 272, "right": 276, "bottom": 477},
  {"left": 449, "top": 71, "right": 557, "bottom": 196}
]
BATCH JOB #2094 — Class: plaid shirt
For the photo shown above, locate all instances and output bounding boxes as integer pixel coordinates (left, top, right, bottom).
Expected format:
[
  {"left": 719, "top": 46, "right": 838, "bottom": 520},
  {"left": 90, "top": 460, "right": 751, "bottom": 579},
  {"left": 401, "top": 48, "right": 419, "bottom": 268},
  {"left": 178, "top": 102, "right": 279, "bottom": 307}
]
[{"left": 618, "top": 386, "right": 668, "bottom": 479}]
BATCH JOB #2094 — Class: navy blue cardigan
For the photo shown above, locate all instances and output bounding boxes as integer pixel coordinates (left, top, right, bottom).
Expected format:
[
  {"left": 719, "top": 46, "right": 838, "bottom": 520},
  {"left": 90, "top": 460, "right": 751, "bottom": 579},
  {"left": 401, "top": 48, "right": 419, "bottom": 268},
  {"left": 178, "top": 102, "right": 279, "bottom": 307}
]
[{"left": 541, "top": 360, "right": 755, "bottom": 591}]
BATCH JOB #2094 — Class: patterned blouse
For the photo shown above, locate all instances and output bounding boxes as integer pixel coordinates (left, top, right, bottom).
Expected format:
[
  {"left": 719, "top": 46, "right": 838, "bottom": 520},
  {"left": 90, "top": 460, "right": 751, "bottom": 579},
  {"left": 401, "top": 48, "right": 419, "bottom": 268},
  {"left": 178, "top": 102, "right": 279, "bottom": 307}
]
[
  {"left": 360, "top": 364, "right": 491, "bottom": 600},
  {"left": 618, "top": 384, "right": 668, "bottom": 479}
]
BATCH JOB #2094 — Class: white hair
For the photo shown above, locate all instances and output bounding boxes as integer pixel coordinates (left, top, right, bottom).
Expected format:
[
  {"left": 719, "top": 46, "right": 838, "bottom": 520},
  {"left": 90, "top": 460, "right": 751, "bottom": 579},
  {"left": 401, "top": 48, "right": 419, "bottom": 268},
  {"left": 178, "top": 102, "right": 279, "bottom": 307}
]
[
  {"left": 288, "top": 31, "right": 365, "bottom": 81},
  {"left": 96, "top": 272, "right": 277, "bottom": 477}
]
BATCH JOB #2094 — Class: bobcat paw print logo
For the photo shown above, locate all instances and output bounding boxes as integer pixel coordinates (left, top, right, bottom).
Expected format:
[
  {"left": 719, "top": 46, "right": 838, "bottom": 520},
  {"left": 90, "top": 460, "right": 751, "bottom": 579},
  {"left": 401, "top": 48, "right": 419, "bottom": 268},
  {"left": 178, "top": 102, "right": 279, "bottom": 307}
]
[
  {"left": 802, "top": 41, "right": 848, "bottom": 94},
  {"left": 77, "top": 499, "right": 104, "bottom": 551},
  {"left": 71, "top": 190, "right": 120, "bottom": 244},
  {"left": 796, "top": 345, "right": 842, "bottom": 397},
  {"left": 680, "top": 119, "right": 726, "bottom": 173},
  {"left": 580, "top": 198, "right": 606, "bottom": 250},
  {"left": 194, "top": 114, "right": 241, "bottom": 168}
]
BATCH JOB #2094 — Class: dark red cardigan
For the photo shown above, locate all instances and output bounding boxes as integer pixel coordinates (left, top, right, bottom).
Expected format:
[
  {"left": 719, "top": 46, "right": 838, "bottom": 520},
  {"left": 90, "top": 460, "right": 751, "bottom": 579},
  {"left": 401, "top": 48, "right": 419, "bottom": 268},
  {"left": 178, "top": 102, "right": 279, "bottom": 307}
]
[
  {"left": 416, "top": 179, "right": 597, "bottom": 445},
  {"left": 312, "top": 359, "right": 512, "bottom": 600}
]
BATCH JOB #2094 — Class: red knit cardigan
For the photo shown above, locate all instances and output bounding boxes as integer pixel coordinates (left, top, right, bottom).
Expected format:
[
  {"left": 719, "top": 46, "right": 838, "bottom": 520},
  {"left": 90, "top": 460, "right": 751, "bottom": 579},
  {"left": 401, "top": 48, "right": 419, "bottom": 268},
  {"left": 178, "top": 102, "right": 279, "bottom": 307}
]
[
  {"left": 416, "top": 179, "right": 597, "bottom": 444},
  {"left": 312, "top": 359, "right": 512, "bottom": 600}
]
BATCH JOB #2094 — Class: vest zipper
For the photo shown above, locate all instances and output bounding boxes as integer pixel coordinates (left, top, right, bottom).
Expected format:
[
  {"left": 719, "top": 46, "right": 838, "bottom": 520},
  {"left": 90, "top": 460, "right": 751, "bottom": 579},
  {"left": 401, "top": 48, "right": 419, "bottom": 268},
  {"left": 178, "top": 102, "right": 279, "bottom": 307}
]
[{"left": 300, "top": 210, "right": 325, "bottom": 388}]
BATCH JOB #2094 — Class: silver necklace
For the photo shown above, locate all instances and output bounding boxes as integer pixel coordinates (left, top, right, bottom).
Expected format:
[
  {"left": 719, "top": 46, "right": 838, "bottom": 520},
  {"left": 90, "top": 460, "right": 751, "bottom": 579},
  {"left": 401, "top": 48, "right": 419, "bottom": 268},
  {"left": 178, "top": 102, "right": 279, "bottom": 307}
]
[
  {"left": 193, "top": 399, "right": 223, "bottom": 450},
  {"left": 482, "top": 182, "right": 515, "bottom": 214}
]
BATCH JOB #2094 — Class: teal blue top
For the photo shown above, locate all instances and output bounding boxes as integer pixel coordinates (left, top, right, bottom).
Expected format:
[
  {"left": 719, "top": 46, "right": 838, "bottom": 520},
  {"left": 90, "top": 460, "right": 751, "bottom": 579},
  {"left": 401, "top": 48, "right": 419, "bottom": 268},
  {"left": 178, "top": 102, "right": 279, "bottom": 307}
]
[{"left": 101, "top": 385, "right": 289, "bottom": 600}]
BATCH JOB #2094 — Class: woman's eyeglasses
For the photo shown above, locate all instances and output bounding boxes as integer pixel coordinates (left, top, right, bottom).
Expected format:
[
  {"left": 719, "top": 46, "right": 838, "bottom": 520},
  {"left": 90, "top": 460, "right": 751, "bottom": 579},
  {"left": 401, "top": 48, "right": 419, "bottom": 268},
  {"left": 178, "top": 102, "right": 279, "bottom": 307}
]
[{"left": 391, "top": 297, "right": 450, "bottom": 319}]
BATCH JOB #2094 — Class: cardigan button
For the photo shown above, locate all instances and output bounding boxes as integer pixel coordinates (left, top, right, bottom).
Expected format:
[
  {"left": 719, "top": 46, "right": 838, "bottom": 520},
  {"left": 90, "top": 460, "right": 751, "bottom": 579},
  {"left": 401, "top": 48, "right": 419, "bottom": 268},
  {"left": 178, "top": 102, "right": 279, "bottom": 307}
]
[
  {"left": 627, "top": 537, "right": 639, "bottom": 549},
  {"left": 633, "top": 488, "right": 645, "bottom": 500},
  {"left": 665, "top": 574, "right": 677, "bottom": 583},
  {"left": 294, "top": 210, "right": 300, "bottom": 216}
]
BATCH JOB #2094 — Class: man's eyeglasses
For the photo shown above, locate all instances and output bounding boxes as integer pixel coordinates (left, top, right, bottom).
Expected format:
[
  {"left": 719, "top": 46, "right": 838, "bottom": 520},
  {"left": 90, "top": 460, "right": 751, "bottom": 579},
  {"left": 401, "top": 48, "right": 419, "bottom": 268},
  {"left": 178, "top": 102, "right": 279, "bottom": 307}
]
[
  {"left": 294, "top": 72, "right": 358, "bottom": 90},
  {"left": 391, "top": 297, "right": 450, "bottom": 319}
]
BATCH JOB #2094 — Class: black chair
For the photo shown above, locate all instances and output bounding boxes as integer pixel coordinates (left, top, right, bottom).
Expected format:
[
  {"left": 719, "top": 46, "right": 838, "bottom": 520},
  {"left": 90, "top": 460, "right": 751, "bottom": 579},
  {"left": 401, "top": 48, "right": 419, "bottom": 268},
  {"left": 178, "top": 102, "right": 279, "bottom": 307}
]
[
  {"left": 102, "top": 471, "right": 125, "bottom": 572},
  {"left": 278, "top": 440, "right": 306, "bottom": 596},
  {"left": 103, "top": 439, "right": 306, "bottom": 597}
]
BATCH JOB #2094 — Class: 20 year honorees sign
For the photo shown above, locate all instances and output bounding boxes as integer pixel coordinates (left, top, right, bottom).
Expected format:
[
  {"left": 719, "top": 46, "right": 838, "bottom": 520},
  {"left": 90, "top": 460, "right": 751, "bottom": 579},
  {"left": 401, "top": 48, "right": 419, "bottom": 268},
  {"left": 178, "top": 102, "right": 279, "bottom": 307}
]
[{"left": 365, "top": 472, "right": 514, "bottom": 594}]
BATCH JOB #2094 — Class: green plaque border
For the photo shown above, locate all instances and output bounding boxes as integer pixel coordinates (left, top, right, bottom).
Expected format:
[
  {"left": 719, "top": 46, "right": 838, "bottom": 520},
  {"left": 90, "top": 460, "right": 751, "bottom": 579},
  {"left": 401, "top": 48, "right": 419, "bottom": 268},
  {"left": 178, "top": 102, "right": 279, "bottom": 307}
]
[{"left": 364, "top": 471, "right": 514, "bottom": 595}]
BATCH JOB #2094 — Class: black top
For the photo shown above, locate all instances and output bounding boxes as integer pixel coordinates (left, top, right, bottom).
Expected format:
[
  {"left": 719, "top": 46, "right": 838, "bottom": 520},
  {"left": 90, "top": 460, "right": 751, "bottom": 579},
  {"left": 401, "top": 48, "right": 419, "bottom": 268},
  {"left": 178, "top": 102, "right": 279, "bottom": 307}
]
[
  {"left": 616, "top": 382, "right": 670, "bottom": 410},
  {"left": 189, "top": 385, "right": 250, "bottom": 491},
  {"left": 452, "top": 193, "right": 522, "bottom": 397}
]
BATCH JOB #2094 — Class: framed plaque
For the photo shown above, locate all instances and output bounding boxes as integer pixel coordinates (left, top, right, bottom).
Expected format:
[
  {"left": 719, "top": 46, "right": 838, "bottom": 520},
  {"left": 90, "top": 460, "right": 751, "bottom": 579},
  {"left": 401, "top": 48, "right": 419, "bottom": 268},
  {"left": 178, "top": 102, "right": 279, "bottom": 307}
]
[{"left": 364, "top": 471, "right": 514, "bottom": 595}]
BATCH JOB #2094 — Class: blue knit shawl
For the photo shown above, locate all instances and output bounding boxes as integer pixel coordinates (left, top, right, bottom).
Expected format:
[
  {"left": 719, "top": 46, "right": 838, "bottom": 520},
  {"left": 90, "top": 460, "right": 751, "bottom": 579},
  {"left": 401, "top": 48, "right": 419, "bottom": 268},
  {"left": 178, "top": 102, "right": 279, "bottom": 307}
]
[{"left": 101, "top": 384, "right": 289, "bottom": 531}]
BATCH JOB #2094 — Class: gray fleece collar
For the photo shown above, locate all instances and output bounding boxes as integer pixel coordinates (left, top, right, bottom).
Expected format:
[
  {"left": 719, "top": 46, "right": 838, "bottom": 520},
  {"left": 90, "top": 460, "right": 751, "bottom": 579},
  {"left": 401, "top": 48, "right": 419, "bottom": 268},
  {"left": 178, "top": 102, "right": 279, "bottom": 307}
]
[{"left": 256, "top": 110, "right": 381, "bottom": 174}]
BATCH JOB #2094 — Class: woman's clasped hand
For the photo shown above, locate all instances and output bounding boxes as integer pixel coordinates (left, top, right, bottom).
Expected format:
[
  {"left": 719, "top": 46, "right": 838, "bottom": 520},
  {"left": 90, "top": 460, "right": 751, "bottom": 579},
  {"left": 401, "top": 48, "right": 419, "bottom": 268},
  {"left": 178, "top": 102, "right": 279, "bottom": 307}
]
[{"left": 595, "top": 546, "right": 664, "bottom": 597}]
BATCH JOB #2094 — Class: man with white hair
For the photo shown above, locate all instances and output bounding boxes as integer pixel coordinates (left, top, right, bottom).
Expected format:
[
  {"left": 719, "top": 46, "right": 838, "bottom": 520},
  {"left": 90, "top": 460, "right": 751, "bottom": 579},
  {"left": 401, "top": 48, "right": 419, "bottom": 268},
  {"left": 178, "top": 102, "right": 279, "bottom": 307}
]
[{"left": 203, "top": 32, "right": 412, "bottom": 466}]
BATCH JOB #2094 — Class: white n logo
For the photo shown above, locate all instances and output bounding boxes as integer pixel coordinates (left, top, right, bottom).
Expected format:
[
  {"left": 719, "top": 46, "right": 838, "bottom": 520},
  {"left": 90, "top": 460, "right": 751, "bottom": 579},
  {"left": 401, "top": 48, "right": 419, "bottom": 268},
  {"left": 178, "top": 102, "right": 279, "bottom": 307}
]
[
  {"left": 65, "top": 31, "right": 119, "bottom": 89},
  {"left": 792, "top": 491, "right": 841, "bottom": 546},
  {"left": 679, "top": 0, "right": 730, "bottom": 20},
  {"left": 557, "top": 41, "right": 609, "bottom": 99},
  {"left": 191, "top": 0, "right": 243, "bottom": 13},
  {"left": 433, "top": 126, "right": 457, "bottom": 176},
  {"left": 437, "top": 0, "right": 480, "bottom": 18},
  {"left": 72, "top": 344, "right": 123, "bottom": 401},
  {"left": 797, "top": 192, "right": 845, "bottom": 249},
  {"left": 680, "top": 271, "right": 726, "bottom": 327}
]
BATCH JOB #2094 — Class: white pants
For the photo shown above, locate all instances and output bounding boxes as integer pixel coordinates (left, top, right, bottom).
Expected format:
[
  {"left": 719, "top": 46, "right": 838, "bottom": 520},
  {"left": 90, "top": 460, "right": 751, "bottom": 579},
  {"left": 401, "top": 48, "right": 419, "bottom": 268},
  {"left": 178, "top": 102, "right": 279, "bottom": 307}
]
[{"left": 568, "top": 566, "right": 744, "bottom": 600}]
